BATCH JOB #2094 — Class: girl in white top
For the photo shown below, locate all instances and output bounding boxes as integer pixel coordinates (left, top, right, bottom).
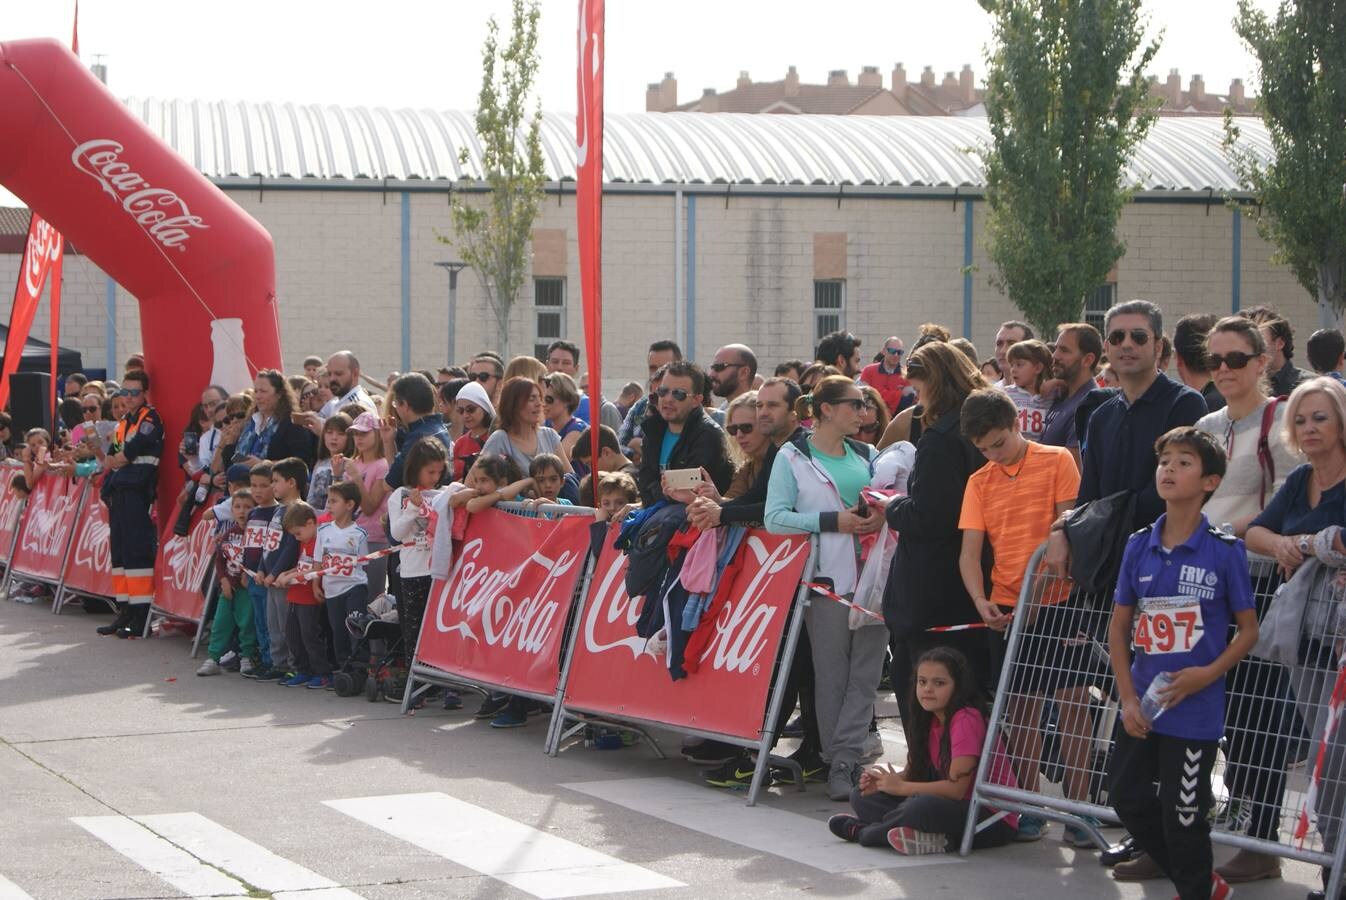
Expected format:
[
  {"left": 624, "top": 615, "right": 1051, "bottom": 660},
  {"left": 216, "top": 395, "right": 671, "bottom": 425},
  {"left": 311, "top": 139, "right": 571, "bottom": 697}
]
[
  {"left": 1195, "top": 316, "right": 1302, "bottom": 535},
  {"left": 1005, "top": 340, "right": 1055, "bottom": 442},
  {"left": 387, "top": 438, "right": 450, "bottom": 666}
]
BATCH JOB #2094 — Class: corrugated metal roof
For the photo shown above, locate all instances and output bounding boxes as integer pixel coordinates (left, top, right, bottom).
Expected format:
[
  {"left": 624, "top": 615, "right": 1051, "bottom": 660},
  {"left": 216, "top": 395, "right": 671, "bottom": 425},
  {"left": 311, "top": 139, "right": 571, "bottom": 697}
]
[{"left": 121, "top": 99, "right": 1272, "bottom": 193}]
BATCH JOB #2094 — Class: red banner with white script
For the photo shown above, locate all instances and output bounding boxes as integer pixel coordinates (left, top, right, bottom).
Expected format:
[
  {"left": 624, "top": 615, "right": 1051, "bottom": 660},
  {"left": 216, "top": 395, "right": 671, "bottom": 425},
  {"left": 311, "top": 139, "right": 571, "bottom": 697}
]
[
  {"left": 0, "top": 215, "right": 63, "bottom": 411},
  {"left": 151, "top": 499, "right": 215, "bottom": 621},
  {"left": 0, "top": 461, "right": 25, "bottom": 564},
  {"left": 63, "top": 475, "right": 114, "bottom": 598},
  {"left": 417, "top": 509, "right": 592, "bottom": 696},
  {"left": 576, "top": 0, "right": 604, "bottom": 469},
  {"left": 565, "top": 527, "right": 811, "bottom": 741},
  {"left": 9, "top": 474, "right": 83, "bottom": 582}
]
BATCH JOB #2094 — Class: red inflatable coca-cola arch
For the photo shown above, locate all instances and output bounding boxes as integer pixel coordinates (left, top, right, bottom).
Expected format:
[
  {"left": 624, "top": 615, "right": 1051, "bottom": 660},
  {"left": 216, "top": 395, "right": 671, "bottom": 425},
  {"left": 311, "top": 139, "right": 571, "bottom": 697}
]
[{"left": 0, "top": 38, "right": 281, "bottom": 522}]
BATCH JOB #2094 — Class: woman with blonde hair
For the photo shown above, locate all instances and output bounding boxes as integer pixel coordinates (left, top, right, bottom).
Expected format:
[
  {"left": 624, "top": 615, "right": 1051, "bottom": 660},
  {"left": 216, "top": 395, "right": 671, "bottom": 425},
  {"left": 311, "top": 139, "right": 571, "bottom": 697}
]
[
  {"left": 722, "top": 391, "right": 768, "bottom": 499},
  {"left": 503, "top": 355, "right": 549, "bottom": 385},
  {"left": 881, "top": 342, "right": 991, "bottom": 730}
]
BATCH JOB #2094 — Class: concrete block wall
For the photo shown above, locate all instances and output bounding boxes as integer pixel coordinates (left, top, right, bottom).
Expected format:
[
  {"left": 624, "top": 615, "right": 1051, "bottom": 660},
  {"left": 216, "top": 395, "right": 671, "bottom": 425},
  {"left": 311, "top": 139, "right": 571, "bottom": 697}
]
[{"left": 0, "top": 187, "right": 1325, "bottom": 397}]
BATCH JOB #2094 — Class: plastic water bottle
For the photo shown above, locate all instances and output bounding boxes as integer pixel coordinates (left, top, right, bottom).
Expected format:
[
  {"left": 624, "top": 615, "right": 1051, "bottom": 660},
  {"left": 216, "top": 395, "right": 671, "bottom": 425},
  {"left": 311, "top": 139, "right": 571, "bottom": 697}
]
[{"left": 1140, "top": 671, "right": 1175, "bottom": 723}]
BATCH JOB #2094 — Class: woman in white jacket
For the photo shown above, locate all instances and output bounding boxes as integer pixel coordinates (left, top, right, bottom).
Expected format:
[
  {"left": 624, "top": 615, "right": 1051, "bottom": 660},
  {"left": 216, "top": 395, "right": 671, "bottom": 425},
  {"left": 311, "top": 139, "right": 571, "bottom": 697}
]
[{"left": 766, "top": 375, "right": 887, "bottom": 801}]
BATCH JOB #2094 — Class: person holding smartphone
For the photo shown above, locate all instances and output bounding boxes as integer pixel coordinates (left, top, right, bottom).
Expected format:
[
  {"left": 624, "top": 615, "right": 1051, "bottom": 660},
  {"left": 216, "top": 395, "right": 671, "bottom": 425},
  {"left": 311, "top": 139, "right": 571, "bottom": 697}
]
[{"left": 766, "top": 374, "right": 887, "bottom": 802}]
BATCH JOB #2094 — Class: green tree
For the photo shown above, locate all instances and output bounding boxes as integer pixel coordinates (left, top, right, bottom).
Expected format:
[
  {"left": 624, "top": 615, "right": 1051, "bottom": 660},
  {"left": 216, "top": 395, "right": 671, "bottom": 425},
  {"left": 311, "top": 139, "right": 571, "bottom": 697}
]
[
  {"left": 441, "top": 0, "right": 546, "bottom": 359},
  {"left": 1225, "top": 0, "right": 1346, "bottom": 324},
  {"left": 977, "top": 0, "right": 1161, "bottom": 335}
]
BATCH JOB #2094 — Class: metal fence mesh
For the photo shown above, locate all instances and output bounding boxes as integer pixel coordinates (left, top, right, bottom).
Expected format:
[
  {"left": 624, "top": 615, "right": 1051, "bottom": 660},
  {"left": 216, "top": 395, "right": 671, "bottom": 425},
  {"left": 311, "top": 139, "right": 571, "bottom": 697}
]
[{"left": 965, "top": 544, "right": 1346, "bottom": 882}]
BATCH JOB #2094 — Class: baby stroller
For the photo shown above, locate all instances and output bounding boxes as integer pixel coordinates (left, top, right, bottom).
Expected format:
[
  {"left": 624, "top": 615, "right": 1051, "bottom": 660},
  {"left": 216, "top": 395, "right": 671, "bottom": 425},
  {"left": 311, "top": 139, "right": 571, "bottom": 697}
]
[{"left": 333, "top": 593, "right": 403, "bottom": 702}]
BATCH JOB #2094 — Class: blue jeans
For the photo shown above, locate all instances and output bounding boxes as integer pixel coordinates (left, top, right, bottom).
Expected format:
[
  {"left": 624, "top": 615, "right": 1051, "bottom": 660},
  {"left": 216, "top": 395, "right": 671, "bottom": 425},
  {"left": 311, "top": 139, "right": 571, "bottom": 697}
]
[{"left": 247, "top": 580, "right": 271, "bottom": 667}]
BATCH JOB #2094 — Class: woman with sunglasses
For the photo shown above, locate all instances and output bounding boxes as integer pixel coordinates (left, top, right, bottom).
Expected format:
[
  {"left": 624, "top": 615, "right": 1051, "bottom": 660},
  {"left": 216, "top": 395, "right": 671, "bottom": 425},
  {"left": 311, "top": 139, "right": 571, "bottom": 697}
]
[
  {"left": 543, "top": 372, "right": 587, "bottom": 460},
  {"left": 856, "top": 386, "right": 890, "bottom": 448},
  {"left": 766, "top": 375, "right": 888, "bottom": 801},
  {"left": 722, "top": 391, "right": 768, "bottom": 500}
]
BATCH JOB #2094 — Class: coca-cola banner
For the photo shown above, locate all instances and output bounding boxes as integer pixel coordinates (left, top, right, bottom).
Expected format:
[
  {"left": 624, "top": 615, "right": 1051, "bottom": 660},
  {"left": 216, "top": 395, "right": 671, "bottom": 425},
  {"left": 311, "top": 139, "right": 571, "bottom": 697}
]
[
  {"left": 0, "top": 461, "right": 25, "bottom": 564},
  {"left": 565, "top": 527, "right": 811, "bottom": 742},
  {"left": 418, "top": 509, "right": 592, "bottom": 696},
  {"left": 63, "top": 475, "right": 114, "bottom": 598},
  {"left": 152, "top": 499, "right": 215, "bottom": 621},
  {"left": 9, "top": 475, "right": 84, "bottom": 582}
]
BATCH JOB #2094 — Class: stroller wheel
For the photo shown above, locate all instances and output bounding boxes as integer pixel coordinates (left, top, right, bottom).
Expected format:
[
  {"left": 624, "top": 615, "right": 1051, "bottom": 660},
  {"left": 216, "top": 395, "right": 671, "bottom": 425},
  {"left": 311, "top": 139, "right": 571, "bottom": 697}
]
[
  {"left": 333, "top": 671, "right": 357, "bottom": 697},
  {"left": 365, "top": 674, "right": 380, "bottom": 702}
]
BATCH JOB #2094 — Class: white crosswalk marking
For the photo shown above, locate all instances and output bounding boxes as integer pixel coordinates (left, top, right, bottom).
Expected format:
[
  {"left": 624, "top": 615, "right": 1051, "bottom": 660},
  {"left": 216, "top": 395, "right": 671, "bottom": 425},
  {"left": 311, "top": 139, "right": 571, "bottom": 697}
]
[
  {"left": 134, "top": 813, "right": 366, "bottom": 900},
  {"left": 563, "top": 777, "right": 960, "bottom": 874},
  {"left": 326, "top": 791, "right": 684, "bottom": 898},
  {"left": 71, "top": 815, "right": 249, "bottom": 898},
  {"left": 0, "top": 874, "right": 35, "bottom": 900},
  {"left": 74, "top": 812, "right": 365, "bottom": 900}
]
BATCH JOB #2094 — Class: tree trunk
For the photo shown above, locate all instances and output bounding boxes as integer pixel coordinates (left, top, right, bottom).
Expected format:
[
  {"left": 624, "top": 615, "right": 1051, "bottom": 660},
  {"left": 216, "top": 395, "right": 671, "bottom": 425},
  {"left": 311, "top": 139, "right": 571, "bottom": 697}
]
[{"left": 1320, "top": 260, "right": 1344, "bottom": 330}]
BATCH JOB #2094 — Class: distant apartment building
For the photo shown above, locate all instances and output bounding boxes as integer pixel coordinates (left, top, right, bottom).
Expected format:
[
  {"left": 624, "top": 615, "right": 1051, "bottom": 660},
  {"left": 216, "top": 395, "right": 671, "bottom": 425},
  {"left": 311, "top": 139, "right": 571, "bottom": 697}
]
[{"left": 647, "top": 65, "right": 1257, "bottom": 117}]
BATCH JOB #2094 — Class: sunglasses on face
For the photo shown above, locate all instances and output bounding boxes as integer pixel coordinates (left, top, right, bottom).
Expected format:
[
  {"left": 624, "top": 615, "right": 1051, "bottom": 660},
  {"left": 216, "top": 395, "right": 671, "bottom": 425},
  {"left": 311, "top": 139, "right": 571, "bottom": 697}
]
[
  {"left": 709, "top": 362, "right": 744, "bottom": 373},
  {"left": 829, "top": 398, "right": 866, "bottom": 411},
  {"left": 226, "top": 413, "right": 247, "bottom": 423},
  {"left": 726, "top": 422, "right": 755, "bottom": 436},
  {"left": 884, "top": 347, "right": 903, "bottom": 356},
  {"left": 115, "top": 388, "right": 144, "bottom": 398},
  {"left": 656, "top": 386, "right": 691, "bottom": 402},
  {"left": 471, "top": 371, "right": 498, "bottom": 382},
  {"left": 1207, "top": 351, "right": 1255, "bottom": 371},
  {"left": 1106, "top": 328, "right": 1152, "bottom": 347},
  {"left": 82, "top": 406, "right": 99, "bottom": 415}
]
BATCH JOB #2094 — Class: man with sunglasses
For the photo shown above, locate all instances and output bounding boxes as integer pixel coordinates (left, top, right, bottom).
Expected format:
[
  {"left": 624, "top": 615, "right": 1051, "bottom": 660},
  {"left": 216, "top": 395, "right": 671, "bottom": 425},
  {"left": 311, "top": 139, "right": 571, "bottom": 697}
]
[
  {"left": 859, "top": 337, "right": 910, "bottom": 415},
  {"left": 467, "top": 354, "right": 505, "bottom": 406},
  {"left": 1046, "top": 300, "right": 1208, "bottom": 562},
  {"left": 93, "top": 369, "right": 164, "bottom": 638},
  {"left": 635, "top": 361, "right": 734, "bottom": 507},
  {"left": 708, "top": 344, "right": 757, "bottom": 410}
]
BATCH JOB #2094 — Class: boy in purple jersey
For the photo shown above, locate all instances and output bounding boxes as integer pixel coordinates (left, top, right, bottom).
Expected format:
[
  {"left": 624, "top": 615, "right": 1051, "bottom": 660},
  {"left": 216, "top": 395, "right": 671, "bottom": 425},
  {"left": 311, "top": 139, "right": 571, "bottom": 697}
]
[{"left": 1107, "top": 427, "right": 1258, "bottom": 900}]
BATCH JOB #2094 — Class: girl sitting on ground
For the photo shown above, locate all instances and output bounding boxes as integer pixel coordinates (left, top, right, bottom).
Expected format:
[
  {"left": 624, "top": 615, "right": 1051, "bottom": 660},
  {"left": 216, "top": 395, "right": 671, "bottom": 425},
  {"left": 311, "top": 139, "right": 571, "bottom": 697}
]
[{"left": 828, "top": 647, "right": 1019, "bottom": 855}]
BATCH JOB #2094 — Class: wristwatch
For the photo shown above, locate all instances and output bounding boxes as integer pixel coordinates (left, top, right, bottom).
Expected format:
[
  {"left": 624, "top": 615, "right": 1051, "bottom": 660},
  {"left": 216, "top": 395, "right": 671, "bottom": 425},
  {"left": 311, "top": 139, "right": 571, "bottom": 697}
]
[{"left": 1298, "top": 535, "right": 1313, "bottom": 555}]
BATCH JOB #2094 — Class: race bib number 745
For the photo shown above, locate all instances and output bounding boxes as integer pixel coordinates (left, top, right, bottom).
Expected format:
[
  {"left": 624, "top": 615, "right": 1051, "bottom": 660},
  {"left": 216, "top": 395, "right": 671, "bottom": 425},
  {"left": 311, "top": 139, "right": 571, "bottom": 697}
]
[{"left": 1134, "top": 596, "right": 1204, "bottom": 655}]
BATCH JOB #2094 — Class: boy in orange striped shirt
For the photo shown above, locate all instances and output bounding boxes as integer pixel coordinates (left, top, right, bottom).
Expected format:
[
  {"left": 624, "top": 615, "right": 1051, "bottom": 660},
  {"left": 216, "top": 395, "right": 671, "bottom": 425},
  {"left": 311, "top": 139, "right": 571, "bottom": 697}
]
[{"left": 957, "top": 388, "right": 1082, "bottom": 844}]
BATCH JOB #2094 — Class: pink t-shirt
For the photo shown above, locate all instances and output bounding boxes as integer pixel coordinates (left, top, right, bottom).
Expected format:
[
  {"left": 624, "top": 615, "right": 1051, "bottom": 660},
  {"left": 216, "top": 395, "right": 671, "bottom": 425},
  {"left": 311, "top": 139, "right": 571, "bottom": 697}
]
[
  {"left": 354, "top": 457, "right": 390, "bottom": 544},
  {"left": 928, "top": 707, "right": 1020, "bottom": 829}
]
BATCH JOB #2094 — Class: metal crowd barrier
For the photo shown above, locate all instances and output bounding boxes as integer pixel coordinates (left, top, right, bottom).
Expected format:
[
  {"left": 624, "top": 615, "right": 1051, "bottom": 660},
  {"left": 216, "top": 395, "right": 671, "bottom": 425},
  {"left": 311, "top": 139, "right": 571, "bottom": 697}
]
[{"left": 961, "top": 543, "right": 1346, "bottom": 899}]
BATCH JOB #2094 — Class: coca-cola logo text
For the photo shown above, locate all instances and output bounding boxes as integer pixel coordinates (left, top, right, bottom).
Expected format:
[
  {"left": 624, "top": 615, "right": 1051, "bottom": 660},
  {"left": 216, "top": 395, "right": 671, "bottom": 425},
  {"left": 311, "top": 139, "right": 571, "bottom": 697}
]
[
  {"left": 72, "top": 514, "right": 111, "bottom": 576},
  {"left": 18, "top": 483, "right": 76, "bottom": 561},
  {"left": 72, "top": 139, "right": 208, "bottom": 252},
  {"left": 161, "top": 515, "right": 215, "bottom": 594},
  {"left": 23, "top": 218, "right": 62, "bottom": 301},
  {"left": 433, "top": 536, "right": 580, "bottom": 654}
]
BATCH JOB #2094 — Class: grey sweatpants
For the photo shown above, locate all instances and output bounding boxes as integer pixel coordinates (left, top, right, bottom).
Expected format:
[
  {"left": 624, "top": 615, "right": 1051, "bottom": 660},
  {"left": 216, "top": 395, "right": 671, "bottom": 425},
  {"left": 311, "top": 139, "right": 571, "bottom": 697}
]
[
  {"left": 266, "top": 586, "right": 290, "bottom": 670},
  {"left": 805, "top": 596, "right": 888, "bottom": 766}
]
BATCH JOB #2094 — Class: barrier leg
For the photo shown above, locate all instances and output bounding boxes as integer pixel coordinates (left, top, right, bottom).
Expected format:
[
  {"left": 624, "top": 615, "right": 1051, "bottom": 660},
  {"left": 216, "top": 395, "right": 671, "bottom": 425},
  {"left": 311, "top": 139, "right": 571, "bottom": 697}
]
[
  {"left": 960, "top": 546, "right": 1042, "bottom": 857},
  {"left": 747, "top": 546, "right": 816, "bottom": 807},
  {"left": 0, "top": 498, "right": 28, "bottom": 601},
  {"left": 51, "top": 480, "right": 91, "bottom": 616},
  {"left": 191, "top": 578, "right": 217, "bottom": 659},
  {"left": 545, "top": 555, "right": 596, "bottom": 757}
]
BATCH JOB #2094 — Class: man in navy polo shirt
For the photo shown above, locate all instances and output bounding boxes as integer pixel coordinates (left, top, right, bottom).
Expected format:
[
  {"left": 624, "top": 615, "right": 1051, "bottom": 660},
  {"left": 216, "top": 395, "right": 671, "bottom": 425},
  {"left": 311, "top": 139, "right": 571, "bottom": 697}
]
[{"left": 1107, "top": 427, "right": 1257, "bottom": 900}]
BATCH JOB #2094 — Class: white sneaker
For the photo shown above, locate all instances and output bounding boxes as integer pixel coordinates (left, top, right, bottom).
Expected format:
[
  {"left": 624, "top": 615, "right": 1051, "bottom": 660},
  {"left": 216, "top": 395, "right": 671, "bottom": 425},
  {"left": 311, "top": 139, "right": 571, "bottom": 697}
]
[
  {"left": 887, "top": 826, "right": 948, "bottom": 855},
  {"left": 239, "top": 658, "right": 256, "bottom": 676},
  {"left": 196, "top": 658, "right": 222, "bottom": 677},
  {"left": 219, "top": 650, "right": 239, "bottom": 667}
]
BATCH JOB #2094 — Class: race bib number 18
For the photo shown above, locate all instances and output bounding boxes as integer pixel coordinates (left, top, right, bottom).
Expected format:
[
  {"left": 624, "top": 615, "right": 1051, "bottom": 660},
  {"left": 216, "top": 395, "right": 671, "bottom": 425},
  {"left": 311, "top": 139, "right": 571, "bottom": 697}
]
[{"left": 1134, "top": 596, "right": 1204, "bottom": 655}]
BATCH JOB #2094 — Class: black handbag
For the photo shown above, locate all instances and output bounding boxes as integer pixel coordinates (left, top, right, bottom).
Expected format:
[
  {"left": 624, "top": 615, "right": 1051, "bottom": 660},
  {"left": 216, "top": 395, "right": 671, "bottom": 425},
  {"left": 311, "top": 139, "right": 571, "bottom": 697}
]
[{"left": 1063, "top": 489, "right": 1136, "bottom": 595}]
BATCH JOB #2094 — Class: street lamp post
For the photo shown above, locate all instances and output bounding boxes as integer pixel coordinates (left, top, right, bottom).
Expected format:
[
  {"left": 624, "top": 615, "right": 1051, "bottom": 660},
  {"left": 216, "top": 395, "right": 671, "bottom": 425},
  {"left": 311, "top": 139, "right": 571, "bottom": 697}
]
[{"left": 435, "top": 261, "right": 467, "bottom": 365}]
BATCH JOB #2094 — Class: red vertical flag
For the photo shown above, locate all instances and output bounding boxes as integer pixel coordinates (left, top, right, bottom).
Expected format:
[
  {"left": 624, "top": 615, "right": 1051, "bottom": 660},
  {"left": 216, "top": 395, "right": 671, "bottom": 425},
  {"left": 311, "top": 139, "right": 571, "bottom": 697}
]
[
  {"left": 576, "top": 0, "right": 605, "bottom": 473},
  {"left": 0, "top": 218, "right": 62, "bottom": 410}
]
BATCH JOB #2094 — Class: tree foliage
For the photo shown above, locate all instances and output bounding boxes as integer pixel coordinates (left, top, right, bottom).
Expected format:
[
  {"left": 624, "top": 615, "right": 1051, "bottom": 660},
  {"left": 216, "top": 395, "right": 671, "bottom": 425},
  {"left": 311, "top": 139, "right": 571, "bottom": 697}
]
[
  {"left": 441, "top": 0, "right": 546, "bottom": 359},
  {"left": 1225, "top": 0, "right": 1346, "bottom": 322},
  {"left": 977, "top": 0, "right": 1161, "bottom": 335}
]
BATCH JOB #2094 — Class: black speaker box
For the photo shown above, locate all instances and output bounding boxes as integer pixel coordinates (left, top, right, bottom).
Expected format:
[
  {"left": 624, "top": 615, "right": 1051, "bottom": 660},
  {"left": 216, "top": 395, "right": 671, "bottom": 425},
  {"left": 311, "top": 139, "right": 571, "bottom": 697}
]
[{"left": 10, "top": 371, "right": 52, "bottom": 436}]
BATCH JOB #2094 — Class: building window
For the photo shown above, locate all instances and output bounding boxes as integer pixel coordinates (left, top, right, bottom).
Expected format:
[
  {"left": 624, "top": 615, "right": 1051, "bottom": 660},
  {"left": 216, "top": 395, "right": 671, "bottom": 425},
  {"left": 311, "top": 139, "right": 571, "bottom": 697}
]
[
  {"left": 1084, "top": 283, "right": 1116, "bottom": 334},
  {"left": 533, "top": 277, "right": 565, "bottom": 360},
  {"left": 814, "top": 280, "right": 845, "bottom": 343}
]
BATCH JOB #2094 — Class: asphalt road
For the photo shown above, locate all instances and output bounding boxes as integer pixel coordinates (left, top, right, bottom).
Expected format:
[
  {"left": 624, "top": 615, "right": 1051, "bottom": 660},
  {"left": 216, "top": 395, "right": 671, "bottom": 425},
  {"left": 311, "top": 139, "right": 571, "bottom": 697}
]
[{"left": 0, "top": 599, "right": 1321, "bottom": 899}]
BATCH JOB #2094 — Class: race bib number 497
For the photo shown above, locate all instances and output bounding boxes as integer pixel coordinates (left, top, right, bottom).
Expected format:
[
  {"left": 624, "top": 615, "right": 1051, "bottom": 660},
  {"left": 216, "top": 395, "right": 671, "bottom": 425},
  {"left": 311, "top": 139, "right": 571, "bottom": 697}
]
[{"left": 1134, "top": 596, "right": 1204, "bottom": 655}]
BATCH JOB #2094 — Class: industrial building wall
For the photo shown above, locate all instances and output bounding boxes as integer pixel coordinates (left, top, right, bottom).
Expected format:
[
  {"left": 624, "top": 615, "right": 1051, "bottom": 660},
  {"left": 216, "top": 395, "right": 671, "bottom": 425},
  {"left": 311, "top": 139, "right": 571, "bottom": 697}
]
[{"left": 0, "top": 188, "right": 1314, "bottom": 390}]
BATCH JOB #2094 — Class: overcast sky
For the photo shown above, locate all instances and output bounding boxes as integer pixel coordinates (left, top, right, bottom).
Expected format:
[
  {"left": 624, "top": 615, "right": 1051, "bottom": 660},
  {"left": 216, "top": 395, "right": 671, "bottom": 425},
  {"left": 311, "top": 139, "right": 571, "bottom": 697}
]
[{"left": 5, "top": 0, "right": 1273, "bottom": 112}]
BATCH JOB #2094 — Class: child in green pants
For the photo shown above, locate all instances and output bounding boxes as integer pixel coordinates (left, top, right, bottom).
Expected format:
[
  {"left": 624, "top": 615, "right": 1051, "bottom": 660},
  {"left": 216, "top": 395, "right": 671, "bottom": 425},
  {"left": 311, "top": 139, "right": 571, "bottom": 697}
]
[{"left": 197, "top": 489, "right": 258, "bottom": 676}]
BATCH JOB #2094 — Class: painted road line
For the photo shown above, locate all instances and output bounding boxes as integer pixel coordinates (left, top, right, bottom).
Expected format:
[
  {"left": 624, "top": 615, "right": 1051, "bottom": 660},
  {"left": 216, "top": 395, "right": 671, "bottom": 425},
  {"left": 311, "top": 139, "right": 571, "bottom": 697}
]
[
  {"left": 134, "top": 812, "right": 366, "bottom": 900},
  {"left": 562, "top": 777, "right": 959, "bottom": 874},
  {"left": 71, "top": 815, "right": 248, "bottom": 898},
  {"left": 0, "top": 875, "right": 35, "bottom": 900},
  {"left": 326, "top": 791, "right": 683, "bottom": 898}
]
